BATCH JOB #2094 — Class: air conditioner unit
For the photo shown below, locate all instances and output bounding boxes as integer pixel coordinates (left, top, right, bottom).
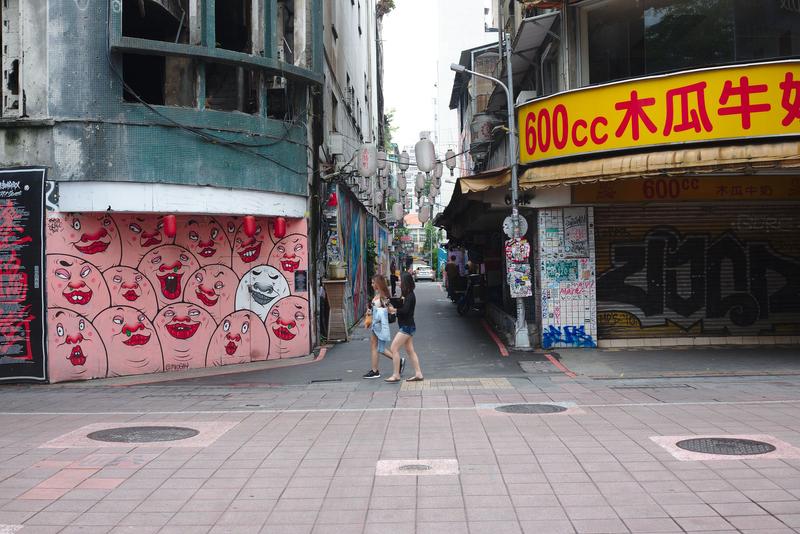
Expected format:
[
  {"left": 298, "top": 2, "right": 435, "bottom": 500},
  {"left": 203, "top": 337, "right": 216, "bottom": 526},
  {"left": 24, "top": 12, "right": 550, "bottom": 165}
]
[
  {"left": 516, "top": 90, "right": 538, "bottom": 106},
  {"left": 327, "top": 133, "right": 344, "bottom": 157}
]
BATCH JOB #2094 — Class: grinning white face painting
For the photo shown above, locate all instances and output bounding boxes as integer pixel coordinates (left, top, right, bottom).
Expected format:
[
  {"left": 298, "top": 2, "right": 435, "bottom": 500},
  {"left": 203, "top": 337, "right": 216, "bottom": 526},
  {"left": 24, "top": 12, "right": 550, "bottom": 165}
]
[{"left": 235, "top": 265, "right": 290, "bottom": 321}]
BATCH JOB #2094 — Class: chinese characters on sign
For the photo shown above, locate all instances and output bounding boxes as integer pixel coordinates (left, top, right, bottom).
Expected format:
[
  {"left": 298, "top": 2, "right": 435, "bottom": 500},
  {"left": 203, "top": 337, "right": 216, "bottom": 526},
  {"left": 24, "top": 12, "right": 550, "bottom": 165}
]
[
  {"left": 518, "top": 61, "right": 800, "bottom": 164},
  {"left": 573, "top": 176, "right": 800, "bottom": 204},
  {"left": 0, "top": 169, "right": 46, "bottom": 382}
]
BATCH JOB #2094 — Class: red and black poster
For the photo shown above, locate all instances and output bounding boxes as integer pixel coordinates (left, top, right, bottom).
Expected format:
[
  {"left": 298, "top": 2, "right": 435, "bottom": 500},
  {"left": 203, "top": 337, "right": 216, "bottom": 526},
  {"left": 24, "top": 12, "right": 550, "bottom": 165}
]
[{"left": 0, "top": 168, "right": 46, "bottom": 382}]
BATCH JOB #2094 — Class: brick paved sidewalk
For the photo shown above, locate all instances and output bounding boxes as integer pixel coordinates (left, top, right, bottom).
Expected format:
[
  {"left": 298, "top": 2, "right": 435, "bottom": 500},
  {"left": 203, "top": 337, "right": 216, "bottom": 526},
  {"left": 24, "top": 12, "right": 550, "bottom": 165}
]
[{"left": 1, "top": 375, "right": 800, "bottom": 533}]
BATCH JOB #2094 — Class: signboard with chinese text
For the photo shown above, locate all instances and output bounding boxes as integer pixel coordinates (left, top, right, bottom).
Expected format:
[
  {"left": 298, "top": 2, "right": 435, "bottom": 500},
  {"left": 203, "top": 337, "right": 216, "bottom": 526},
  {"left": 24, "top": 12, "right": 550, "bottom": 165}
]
[
  {"left": 573, "top": 176, "right": 800, "bottom": 203},
  {"left": 0, "top": 168, "right": 46, "bottom": 382},
  {"left": 518, "top": 60, "right": 800, "bottom": 164}
]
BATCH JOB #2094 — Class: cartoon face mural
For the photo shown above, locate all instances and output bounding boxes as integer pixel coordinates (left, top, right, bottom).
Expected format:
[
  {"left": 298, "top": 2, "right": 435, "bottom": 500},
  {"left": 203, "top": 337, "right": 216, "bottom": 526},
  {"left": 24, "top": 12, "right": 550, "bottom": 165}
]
[
  {"left": 94, "top": 306, "right": 163, "bottom": 377},
  {"left": 45, "top": 212, "right": 311, "bottom": 382},
  {"left": 183, "top": 265, "right": 238, "bottom": 323},
  {"left": 205, "top": 311, "right": 269, "bottom": 366},
  {"left": 266, "top": 296, "right": 309, "bottom": 359},
  {"left": 235, "top": 265, "right": 291, "bottom": 321},
  {"left": 267, "top": 234, "right": 308, "bottom": 290},
  {"left": 175, "top": 217, "right": 231, "bottom": 266},
  {"left": 154, "top": 303, "right": 215, "bottom": 371},
  {"left": 138, "top": 245, "right": 200, "bottom": 307},
  {"left": 46, "top": 213, "right": 122, "bottom": 271},
  {"left": 47, "top": 308, "right": 108, "bottom": 383},
  {"left": 46, "top": 254, "right": 111, "bottom": 320},
  {"left": 231, "top": 220, "right": 267, "bottom": 276},
  {"left": 117, "top": 215, "right": 171, "bottom": 267},
  {"left": 103, "top": 266, "right": 159, "bottom": 320}
]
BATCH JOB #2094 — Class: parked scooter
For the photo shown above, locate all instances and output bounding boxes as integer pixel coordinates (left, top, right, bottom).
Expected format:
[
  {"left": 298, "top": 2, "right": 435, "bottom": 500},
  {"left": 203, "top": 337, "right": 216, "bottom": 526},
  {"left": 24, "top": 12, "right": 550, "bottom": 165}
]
[{"left": 457, "top": 273, "right": 485, "bottom": 316}]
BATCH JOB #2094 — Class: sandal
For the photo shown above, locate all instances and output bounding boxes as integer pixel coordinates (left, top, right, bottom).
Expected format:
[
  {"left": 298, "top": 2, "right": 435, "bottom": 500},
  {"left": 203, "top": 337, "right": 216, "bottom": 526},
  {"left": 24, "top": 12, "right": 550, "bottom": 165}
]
[
  {"left": 405, "top": 376, "right": 424, "bottom": 382},
  {"left": 384, "top": 377, "right": 401, "bottom": 383}
]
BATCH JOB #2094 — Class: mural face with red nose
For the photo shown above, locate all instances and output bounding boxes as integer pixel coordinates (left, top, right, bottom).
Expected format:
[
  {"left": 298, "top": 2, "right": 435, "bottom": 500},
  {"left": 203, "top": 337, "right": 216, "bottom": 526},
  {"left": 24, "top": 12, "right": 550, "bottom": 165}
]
[
  {"left": 94, "top": 306, "right": 163, "bottom": 377},
  {"left": 103, "top": 266, "right": 159, "bottom": 320},
  {"left": 47, "top": 308, "right": 108, "bottom": 383},
  {"left": 45, "top": 213, "right": 122, "bottom": 271},
  {"left": 176, "top": 217, "right": 231, "bottom": 266},
  {"left": 117, "top": 215, "right": 171, "bottom": 267},
  {"left": 266, "top": 296, "right": 309, "bottom": 359},
  {"left": 154, "top": 303, "right": 214, "bottom": 371},
  {"left": 138, "top": 245, "right": 200, "bottom": 308},
  {"left": 46, "top": 254, "right": 111, "bottom": 320},
  {"left": 268, "top": 234, "right": 308, "bottom": 289},
  {"left": 183, "top": 265, "right": 238, "bottom": 323},
  {"left": 205, "top": 311, "right": 269, "bottom": 366},
  {"left": 231, "top": 219, "right": 266, "bottom": 277}
]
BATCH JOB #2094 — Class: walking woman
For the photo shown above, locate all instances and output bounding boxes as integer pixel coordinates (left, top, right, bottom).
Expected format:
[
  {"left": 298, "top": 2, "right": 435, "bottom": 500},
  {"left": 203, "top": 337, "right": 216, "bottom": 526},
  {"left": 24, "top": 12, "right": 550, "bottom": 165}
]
[
  {"left": 362, "top": 275, "right": 397, "bottom": 379},
  {"left": 385, "top": 273, "right": 422, "bottom": 383}
]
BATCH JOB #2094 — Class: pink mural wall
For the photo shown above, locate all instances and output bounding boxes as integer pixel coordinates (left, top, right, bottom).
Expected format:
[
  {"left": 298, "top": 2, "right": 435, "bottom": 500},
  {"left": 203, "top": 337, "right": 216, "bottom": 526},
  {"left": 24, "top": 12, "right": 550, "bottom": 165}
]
[{"left": 44, "top": 213, "right": 309, "bottom": 383}]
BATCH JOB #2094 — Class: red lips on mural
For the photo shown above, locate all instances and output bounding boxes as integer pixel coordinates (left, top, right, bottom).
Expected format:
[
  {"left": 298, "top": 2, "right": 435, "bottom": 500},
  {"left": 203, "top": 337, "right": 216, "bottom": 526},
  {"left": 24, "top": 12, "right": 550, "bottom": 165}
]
[{"left": 166, "top": 320, "right": 199, "bottom": 340}]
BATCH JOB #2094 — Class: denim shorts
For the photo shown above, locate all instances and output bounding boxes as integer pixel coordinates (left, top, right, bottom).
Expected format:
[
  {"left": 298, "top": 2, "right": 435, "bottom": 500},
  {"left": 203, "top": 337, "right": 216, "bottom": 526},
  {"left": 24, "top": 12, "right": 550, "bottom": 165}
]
[{"left": 399, "top": 325, "right": 416, "bottom": 336}]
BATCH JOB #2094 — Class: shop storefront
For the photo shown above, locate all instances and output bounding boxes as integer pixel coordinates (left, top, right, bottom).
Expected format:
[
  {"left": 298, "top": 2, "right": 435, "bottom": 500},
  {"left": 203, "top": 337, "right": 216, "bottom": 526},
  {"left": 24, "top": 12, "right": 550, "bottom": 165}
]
[{"left": 517, "top": 59, "right": 800, "bottom": 347}]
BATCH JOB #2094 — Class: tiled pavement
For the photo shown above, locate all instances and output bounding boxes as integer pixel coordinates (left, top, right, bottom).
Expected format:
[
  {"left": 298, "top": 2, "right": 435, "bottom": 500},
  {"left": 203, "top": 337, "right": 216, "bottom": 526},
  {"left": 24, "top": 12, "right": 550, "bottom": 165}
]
[{"left": 1, "top": 374, "right": 800, "bottom": 533}]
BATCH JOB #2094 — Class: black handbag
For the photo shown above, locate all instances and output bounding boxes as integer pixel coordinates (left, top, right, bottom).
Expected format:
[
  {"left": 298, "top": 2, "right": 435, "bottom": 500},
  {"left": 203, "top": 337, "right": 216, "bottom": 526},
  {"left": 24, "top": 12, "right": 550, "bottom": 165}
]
[
  {"left": 388, "top": 311, "right": 397, "bottom": 324},
  {"left": 388, "top": 297, "right": 401, "bottom": 323}
]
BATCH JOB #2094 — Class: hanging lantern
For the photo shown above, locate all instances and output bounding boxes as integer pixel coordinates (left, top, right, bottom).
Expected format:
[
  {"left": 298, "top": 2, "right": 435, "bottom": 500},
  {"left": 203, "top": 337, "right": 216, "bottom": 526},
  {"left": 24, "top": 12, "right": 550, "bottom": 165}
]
[
  {"left": 326, "top": 191, "right": 338, "bottom": 207},
  {"left": 379, "top": 174, "right": 389, "bottom": 191},
  {"left": 398, "top": 173, "right": 407, "bottom": 191},
  {"left": 243, "top": 215, "right": 257, "bottom": 237},
  {"left": 415, "top": 172, "right": 425, "bottom": 192},
  {"left": 374, "top": 190, "right": 384, "bottom": 205},
  {"left": 392, "top": 202, "right": 404, "bottom": 221},
  {"left": 377, "top": 150, "right": 387, "bottom": 171},
  {"left": 414, "top": 135, "right": 435, "bottom": 173},
  {"left": 357, "top": 143, "right": 378, "bottom": 177},
  {"left": 434, "top": 161, "right": 443, "bottom": 179},
  {"left": 404, "top": 196, "right": 412, "bottom": 210},
  {"left": 163, "top": 214, "right": 177, "bottom": 238},
  {"left": 273, "top": 217, "right": 287, "bottom": 238},
  {"left": 419, "top": 203, "right": 431, "bottom": 224},
  {"left": 398, "top": 150, "right": 410, "bottom": 171},
  {"left": 433, "top": 175, "right": 441, "bottom": 189},
  {"left": 445, "top": 148, "right": 457, "bottom": 176}
]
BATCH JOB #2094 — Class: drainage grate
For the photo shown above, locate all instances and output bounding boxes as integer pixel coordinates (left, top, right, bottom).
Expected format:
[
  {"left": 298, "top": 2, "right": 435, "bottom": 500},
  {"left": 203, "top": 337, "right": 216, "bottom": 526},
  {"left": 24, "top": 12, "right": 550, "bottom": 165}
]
[
  {"left": 495, "top": 403, "right": 567, "bottom": 414},
  {"left": 399, "top": 463, "right": 432, "bottom": 472},
  {"left": 87, "top": 426, "right": 200, "bottom": 443},
  {"left": 676, "top": 437, "right": 776, "bottom": 456}
]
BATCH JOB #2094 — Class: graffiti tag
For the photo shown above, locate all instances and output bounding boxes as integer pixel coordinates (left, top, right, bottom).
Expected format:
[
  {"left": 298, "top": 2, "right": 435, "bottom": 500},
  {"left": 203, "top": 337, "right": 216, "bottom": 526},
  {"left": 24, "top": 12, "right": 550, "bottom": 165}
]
[{"left": 542, "top": 325, "right": 596, "bottom": 348}]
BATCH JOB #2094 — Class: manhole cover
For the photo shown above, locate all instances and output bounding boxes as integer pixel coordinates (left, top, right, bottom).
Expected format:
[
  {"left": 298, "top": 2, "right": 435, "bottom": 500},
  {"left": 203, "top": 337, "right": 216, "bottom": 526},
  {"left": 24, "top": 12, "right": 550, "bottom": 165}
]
[
  {"left": 86, "top": 426, "right": 200, "bottom": 443},
  {"left": 676, "top": 437, "right": 776, "bottom": 455},
  {"left": 495, "top": 404, "right": 567, "bottom": 414},
  {"left": 398, "top": 464, "right": 432, "bottom": 472}
]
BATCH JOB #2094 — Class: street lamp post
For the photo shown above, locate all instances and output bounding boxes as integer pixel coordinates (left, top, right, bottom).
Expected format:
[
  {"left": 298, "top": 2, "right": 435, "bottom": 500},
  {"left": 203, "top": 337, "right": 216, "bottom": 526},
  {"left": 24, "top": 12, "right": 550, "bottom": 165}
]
[{"left": 450, "top": 61, "right": 531, "bottom": 349}]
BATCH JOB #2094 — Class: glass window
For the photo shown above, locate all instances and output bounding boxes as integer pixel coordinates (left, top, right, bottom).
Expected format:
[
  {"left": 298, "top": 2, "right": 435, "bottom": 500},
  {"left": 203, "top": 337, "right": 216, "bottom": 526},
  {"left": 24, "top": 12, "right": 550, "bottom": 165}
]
[{"left": 583, "top": 0, "right": 800, "bottom": 86}]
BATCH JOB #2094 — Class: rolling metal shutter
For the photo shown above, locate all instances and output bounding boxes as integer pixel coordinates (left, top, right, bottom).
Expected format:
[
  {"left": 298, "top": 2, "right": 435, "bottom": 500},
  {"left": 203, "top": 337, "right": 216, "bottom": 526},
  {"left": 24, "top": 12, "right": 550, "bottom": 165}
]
[{"left": 594, "top": 204, "right": 800, "bottom": 339}]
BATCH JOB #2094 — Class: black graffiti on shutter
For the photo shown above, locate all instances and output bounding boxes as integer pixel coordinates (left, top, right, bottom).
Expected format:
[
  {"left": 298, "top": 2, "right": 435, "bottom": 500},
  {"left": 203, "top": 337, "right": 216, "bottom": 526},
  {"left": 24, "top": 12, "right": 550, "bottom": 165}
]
[{"left": 598, "top": 227, "right": 800, "bottom": 328}]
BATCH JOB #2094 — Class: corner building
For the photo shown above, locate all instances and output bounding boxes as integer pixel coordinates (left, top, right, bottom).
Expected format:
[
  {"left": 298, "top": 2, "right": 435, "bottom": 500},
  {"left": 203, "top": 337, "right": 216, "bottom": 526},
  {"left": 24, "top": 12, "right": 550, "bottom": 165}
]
[
  {"left": 516, "top": 0, "right": 800, "bottom": 348},
  {"left": 0, "top": 0, "right": 322, "bottom": 382}
]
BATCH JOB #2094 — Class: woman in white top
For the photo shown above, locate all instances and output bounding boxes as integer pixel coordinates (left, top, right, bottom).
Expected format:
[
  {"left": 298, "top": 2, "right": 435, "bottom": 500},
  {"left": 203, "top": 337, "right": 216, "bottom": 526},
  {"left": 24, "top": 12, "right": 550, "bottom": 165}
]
[{"left": 362, "top": 275, "right": 403, "bottom": 379}]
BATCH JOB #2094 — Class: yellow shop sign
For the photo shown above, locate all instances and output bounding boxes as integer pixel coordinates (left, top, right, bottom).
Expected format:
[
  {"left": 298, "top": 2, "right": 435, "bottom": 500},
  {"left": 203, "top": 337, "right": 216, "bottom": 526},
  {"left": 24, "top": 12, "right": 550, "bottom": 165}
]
[{"left": 518, "top": 61, "right": 800, "bottom": 164}]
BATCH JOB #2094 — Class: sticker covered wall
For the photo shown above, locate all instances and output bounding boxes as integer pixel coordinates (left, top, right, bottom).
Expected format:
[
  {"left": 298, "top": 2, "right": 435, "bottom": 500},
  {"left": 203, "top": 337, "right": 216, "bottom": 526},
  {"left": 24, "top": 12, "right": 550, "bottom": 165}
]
[
  {"left": 538, "top": 207, "right": 597, "bottom": 349},
  {"left": 44, "top": 213, "right": 309, "bottom": 383}
]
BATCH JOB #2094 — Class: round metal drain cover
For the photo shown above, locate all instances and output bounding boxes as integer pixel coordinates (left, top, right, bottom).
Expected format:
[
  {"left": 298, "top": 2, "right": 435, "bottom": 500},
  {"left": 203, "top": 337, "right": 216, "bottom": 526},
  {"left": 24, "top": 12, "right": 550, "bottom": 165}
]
[
  {"left": 87, "top": 426, "right": 200, "bottom": 443},
  {"left": 399, "top": 464, "right": 432, "bottom": 472},
  {"left": 495, "top": 404, "right": 567, "bottom": 414},
  {"left": 676, "top": 438, "right": 776, "bottom": 456}
]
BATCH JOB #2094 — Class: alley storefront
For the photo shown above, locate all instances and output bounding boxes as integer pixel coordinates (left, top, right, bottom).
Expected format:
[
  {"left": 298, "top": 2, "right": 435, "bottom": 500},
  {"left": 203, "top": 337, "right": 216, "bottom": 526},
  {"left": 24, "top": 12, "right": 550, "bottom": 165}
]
[{"left": 517, "top": 59, "right": 800, "bottom": 348}]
